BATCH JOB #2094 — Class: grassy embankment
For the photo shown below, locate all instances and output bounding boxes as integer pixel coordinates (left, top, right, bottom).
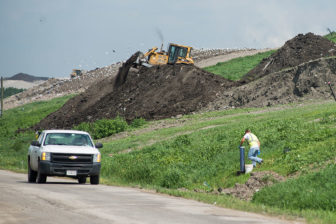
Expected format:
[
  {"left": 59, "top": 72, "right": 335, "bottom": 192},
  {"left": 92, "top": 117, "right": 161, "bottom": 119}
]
[
  {"left": 1, "top": 45, "right": 336, "bottom": 223},
  {"left": 1, "top": 97, "right": 336, "bottom": 223},
  {"left": 203, "top": 50, "right": 276, "bottom": 80}
]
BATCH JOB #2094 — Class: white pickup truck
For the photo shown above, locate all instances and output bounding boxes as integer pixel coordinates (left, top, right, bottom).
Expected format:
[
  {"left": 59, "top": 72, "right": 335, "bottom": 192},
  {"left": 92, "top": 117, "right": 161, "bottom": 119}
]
[{"left": 28, "top": 130, "right": 102, "bottom": 184}]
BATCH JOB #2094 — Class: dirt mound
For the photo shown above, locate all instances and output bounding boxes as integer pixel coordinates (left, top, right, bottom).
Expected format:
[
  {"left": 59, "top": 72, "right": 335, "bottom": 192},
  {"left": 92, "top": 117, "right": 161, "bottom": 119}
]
[
  {"left": 34, "top": 63, "right": 236, "bottom": 130},
  {"left": 206, "top": 57, "right": 336, "bottom": 110},
  {"left": 241, "top": 33, "right": 336, "bottom": 83},
  {"left": 34, "top": 56, "right": 336, "bottom": 131},
  {"left": 222, "top": 171, "right": 286, "bottom": 201}
]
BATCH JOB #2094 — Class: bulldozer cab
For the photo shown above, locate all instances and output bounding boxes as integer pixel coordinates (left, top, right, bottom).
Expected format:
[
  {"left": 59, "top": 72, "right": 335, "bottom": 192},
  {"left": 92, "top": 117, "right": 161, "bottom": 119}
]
[{"left": 167, "top": 44, "right": 193, "bottom": 64}]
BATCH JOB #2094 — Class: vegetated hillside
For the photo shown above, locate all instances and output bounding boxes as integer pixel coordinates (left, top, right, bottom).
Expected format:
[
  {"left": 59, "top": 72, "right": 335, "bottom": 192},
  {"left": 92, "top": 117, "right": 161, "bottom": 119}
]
[
  {"left": 5, "top": 73, "right": 49, "bottom": 82},
  {"left": 241, "top": 32, "right": 336, "bottom": 83},
  {"left": 2, "top": 96, "right": 336, "bottom": 222}
]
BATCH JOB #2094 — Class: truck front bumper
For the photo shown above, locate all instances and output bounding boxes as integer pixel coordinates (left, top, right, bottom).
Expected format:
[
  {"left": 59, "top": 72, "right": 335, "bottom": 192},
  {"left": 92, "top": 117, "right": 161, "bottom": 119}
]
[{"left": 39, "top": 161, "right": 101, "bottom": 177}]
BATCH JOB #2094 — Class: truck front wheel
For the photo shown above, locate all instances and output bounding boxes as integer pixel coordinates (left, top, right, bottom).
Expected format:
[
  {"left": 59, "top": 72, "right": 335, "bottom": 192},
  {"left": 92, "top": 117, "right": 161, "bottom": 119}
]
[
  {"left": 27, "top": 159, "right": 37, "bottom": 183},
  {"left": 90, "top": 175, "right": 99, "bottom": 185},
  {"left": 36, "top": 161, "right": 47, "bottom": 184}
]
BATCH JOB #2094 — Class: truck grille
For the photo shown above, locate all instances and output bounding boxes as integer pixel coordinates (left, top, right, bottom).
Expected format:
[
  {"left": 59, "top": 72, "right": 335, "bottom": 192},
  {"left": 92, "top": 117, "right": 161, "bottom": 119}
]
[{"left": 51, "top": 153, "right": 93, "bottom": 164}]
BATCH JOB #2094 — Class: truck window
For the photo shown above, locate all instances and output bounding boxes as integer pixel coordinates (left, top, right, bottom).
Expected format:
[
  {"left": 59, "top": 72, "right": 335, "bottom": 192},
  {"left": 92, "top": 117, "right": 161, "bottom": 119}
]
[{"left": 44, "top": 133, "right": 93, "bottom": 147}]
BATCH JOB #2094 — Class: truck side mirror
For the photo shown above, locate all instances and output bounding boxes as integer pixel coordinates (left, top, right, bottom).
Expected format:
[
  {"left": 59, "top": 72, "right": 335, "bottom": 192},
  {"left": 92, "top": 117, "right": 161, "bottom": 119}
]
[
  {"left": 95, "top": 143, "right": 103, "bottom": 148},
  {"left": 31, "top": 140, "right": 41, "bottom": 147}
]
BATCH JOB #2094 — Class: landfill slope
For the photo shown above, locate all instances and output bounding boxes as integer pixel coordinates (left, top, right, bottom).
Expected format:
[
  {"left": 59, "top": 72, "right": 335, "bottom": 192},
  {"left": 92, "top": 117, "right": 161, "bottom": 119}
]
[
  {"left": 206, "top": 57, "right": 336, "bottom": 110},
  {"left": 34, "top": 64, "right": 235, "bottom": 130},
  {"left": 241, "top": 32, "right": 336, "bottom": 83},
  {"left": 34, "top": 33, "right": 336, "bottom": 130}
]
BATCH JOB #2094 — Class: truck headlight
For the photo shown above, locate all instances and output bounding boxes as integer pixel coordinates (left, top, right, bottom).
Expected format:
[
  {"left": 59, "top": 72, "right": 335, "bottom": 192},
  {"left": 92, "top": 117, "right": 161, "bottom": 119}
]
[
  {"left": 41, "top": 152, "right": 51, "bottom": 161},
  {"left": 93, "top": 153, "right": 101, "bottom": 163}
]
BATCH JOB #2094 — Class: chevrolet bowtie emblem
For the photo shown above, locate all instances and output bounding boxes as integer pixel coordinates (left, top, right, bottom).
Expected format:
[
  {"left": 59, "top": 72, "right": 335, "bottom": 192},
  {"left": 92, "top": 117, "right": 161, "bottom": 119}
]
[{"left": 69, "top": 156, "right": 78, "bottom": 160}]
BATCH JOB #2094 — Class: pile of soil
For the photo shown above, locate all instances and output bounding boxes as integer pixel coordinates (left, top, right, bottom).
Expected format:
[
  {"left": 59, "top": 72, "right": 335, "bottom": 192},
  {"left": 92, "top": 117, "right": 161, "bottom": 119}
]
[
  {"left": 206, "top": 57, "right": 336, "bottom": 110},
  {"left": 241, "top": 33, "right": 336, "bottom": 83},
  {"left": 33, "top": 32, "right": 336, "bottom": 131},
  {"left": 34, "top": 63, "right": 236, "bottom": 130},
  {"left": 222, "top": 171, "right": 286, "bottom": 201}
]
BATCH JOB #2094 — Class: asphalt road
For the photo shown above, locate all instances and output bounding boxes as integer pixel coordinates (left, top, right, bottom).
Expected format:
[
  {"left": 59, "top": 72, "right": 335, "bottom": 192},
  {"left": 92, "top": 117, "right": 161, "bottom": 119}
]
[{"left": 0, "top": 170, "right": 300, "bottom": 224}]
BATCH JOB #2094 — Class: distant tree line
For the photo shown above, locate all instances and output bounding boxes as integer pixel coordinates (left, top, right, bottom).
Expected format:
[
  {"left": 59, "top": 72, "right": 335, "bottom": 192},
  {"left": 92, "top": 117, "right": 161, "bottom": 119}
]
[{"left": 1, "top": 87, "right": 25, "bottom": 98}]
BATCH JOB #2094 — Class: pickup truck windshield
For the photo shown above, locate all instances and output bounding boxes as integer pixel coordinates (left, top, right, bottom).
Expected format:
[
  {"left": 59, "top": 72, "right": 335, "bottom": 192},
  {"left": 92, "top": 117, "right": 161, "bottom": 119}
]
[{"left": 44, "top": 133, "right": 93, "bottom": 147}]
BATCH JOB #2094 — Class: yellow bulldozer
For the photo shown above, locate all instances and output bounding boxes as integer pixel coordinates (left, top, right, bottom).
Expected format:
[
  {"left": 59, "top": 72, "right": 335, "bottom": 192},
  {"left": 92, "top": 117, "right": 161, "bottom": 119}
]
[
  {"left": 70, "top": 69, "right": 82, "bottom": 79},
  {"left": 135, "top": 43, "right": 194, "bottom": 67}
]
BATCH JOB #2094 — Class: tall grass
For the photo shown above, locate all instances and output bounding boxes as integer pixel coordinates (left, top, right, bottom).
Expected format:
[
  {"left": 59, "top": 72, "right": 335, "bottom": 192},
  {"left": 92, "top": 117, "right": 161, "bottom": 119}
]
[
  {"left": 253, "top": 164, "right": 336, "bottom": 211},
  {"left": 101, "top": 102, "right": 336, "bottom": 189}
]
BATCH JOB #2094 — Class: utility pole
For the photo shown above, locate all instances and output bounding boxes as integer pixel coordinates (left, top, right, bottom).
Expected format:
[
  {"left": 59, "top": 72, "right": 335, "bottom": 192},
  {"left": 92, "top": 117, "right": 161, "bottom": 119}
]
[{"left": 0, "top": 76, "right": 3, "bottom": 117}]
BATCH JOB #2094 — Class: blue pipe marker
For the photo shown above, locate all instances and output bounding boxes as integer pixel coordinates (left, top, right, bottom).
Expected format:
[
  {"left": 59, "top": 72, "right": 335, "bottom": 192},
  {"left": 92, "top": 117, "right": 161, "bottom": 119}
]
[{"left": 239, "top": 146, "right": 245, "bottom": 173}]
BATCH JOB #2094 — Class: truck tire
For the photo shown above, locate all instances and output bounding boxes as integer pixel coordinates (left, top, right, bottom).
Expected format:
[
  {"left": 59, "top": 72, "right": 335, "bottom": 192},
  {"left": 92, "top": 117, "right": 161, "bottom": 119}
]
[
  {"left": 90, "top": 175, "right": 99, "bottom": 185},
  {"left": 78, "top": 176, "right": 86, "bottom": 184},
  {"left": 27, "top": 159, "right": 37, "bottom": 183},
  {"left": 36, "top": 161, "right": 47, "bottom": 184}
]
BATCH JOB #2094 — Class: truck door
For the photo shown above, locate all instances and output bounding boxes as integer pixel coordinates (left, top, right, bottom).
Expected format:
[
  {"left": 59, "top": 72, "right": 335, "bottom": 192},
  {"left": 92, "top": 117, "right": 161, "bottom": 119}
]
[{"left": 31, "top": 133, "right": 44, "bottom": 170}]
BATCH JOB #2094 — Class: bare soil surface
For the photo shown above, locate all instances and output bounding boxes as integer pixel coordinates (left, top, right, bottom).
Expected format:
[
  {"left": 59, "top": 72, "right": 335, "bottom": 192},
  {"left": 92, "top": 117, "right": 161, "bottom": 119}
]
[
  {"left": 34, "top": 33, "right": 336, "bottom": 130},
  {"left": 3, "top": 49, "right": 248, "bottom": 110},
  {"left": 222, "top": 171, "right": 286, "bottom": 201},
  {"left": 242, "top": 32, "right": 336, "bottom": 83},
  {"left": 206, "top": 56, "right": 336, "bottom": 110},
  {"left": 194, "top": 48, "right": 274, "bottom": 68},
  {"left": 34, "top": 64, "right": 236, "bottom": 130},
  {"left": 3, "top": 80, "right": 46, "bottom": 89}
]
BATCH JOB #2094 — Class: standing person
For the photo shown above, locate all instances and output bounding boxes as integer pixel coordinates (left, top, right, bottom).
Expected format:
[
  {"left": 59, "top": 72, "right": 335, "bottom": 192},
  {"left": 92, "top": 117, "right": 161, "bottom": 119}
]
[{"left": 240, "top": 129, "right": 263, "bottom": 167}]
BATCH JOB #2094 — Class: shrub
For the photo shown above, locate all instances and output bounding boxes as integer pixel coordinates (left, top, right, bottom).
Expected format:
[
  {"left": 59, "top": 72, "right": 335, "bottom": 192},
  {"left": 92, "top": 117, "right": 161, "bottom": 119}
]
[
  {"left": 130, "top": 118, "right": 147, "bottom": 128},
  {"left": 93, "top": 117, "right": 128, "bottom": 139},
  {"left": 74, "top": 117, "right": 147, "bottom": 139}
]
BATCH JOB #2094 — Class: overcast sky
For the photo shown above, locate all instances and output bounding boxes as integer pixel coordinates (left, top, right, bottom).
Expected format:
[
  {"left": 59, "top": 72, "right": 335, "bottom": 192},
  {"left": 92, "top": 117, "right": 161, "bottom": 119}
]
[{"left": 0, "top": 0, "right": 335, "bottom": 78}]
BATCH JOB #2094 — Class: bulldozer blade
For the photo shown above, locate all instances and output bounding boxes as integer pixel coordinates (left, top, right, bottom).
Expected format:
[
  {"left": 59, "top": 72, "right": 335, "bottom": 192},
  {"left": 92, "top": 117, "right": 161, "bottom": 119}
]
[{"left": 114, "top": 51, "right": 141, "bottom": 88}]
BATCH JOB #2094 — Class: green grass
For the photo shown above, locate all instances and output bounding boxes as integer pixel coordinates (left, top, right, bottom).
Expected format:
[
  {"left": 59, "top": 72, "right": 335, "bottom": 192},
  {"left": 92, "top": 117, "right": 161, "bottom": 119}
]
[
  {"left": 0, "top": 95, "right": 73, "bottom": 172},
  {"left": 253, "top": 164, "right": 336, "bottom": 211},
  {"left": 100, "top": 102, "right": 336, "bottom": 186},
  {"left": 325, "top": 32, "right": 336, "bottom": 43},
  {"left": 98, "top": 101, "right": 336, "bottom": 223},
  {"left": 203, "top": 50, "right": 276, "bottom": 80}
]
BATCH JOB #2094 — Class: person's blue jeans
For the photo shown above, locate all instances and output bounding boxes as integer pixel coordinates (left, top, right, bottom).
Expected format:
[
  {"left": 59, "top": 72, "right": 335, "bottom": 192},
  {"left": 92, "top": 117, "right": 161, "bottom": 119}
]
[{"left": 248, "top": 147, "right": 262, "bottom": 167}]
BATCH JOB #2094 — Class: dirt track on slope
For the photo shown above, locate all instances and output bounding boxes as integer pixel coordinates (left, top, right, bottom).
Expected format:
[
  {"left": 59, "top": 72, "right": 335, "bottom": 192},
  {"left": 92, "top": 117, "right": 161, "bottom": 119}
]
[{"left": 195, "top": 48, "right": 274, "bottom": 68}]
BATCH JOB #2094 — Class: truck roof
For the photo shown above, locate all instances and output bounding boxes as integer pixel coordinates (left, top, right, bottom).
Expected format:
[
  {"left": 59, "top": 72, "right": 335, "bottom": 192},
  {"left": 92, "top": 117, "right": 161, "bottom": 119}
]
[{"left": 43, "top": 130, "right": 90, "bottom": 135}]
